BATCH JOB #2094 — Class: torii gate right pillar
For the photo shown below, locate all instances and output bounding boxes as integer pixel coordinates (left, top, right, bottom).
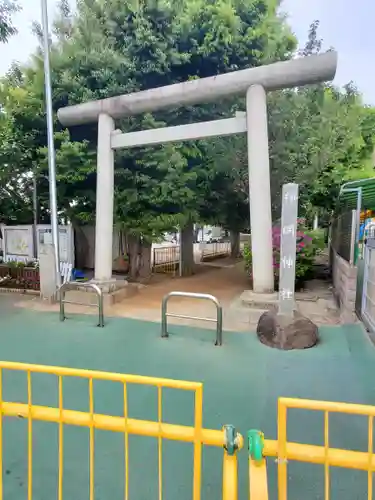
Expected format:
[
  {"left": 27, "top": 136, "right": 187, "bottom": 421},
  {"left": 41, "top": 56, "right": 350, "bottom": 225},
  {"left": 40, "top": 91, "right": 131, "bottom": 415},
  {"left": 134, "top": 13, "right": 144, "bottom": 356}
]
[{"left": 246, "top": 84, "right": 274, "bottom": 293}]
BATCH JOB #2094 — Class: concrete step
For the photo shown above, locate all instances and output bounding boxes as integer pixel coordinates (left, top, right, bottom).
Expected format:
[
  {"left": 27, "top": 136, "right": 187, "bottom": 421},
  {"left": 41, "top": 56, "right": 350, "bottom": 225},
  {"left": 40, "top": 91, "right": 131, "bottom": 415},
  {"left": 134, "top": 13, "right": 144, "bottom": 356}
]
[
  {"left": 227, "top": 297, "right": 268, "bottom": 326},
  {"left": 61, "top": 282, "right": 139, "bottom": 308},
  {"left": 239, "top": 290, "right": 278, "bottom": 310}
]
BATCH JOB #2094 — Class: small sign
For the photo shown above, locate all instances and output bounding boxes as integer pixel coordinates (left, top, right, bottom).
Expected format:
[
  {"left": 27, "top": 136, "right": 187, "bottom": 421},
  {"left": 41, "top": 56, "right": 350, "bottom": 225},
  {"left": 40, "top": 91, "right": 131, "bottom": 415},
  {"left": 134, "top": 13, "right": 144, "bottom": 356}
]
[
  {"left": 43, "top": 231, "right": 53, "bottom": 245},
  {"left": 278, "top": 183, "right": 299, "bottom": 317}
]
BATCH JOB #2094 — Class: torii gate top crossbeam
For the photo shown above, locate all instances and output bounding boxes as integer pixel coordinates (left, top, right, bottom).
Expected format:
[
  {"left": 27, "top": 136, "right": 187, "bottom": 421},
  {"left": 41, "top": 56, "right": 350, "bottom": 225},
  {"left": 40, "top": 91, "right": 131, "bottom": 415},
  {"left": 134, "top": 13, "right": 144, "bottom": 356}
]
[{"left": 58, "top": 52, "right": 337, "bottom": 127}]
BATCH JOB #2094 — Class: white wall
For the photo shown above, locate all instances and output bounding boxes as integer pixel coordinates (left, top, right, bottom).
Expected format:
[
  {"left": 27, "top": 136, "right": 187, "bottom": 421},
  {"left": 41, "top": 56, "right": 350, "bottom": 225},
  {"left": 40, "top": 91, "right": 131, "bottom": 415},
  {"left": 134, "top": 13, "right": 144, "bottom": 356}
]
[{"left": 0, "top": 224, "right": 74, "bottom": 264}]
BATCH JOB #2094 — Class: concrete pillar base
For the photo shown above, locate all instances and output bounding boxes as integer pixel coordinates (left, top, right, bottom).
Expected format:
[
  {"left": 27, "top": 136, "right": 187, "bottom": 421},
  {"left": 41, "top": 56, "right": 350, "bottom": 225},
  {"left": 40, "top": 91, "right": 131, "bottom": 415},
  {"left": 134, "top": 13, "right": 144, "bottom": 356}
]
[
  {"left": 89, "top": 278, "right": 128, "bottom": 294},
  {"left": 64, "top": 278, "right": 138, "bottom": 308},
  {"left": 240, "top": 290, "right": 279, "bottom": 310}
]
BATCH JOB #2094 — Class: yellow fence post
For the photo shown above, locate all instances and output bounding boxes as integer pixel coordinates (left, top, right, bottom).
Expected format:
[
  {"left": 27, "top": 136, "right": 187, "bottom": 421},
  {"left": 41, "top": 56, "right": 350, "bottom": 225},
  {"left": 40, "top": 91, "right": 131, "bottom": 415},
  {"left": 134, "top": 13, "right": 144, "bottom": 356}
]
[
  {"left": 222, "top": 424, "right": 242, "bottom": 500},
  {"left": 277, "top": 399, "right": 288, "bottom": 500},
  {"left": 193, "top": 385, "right": 203, "bottom": 500},
  {"left": 0, "top": 369, "right": 3, "bottom": 500},
  {"left": 248, "top": 430, "right": 268, "bottom": 500},
  {"left": 223, "top": 453, "right": 238, "bottom": 500},
  {"left": 249, "top": 457, "right": 268, "bottom": 500}
]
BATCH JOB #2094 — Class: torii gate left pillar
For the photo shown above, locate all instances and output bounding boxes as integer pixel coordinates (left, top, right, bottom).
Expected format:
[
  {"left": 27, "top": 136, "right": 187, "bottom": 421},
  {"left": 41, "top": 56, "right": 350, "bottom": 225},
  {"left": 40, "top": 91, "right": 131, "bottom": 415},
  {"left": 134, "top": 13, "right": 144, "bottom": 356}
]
[
  {"left": 94, "top": 113, "right": 115, "bottom": 282},
  {"left": 246, "top": 84, "right": 274, "bottom": 292}
]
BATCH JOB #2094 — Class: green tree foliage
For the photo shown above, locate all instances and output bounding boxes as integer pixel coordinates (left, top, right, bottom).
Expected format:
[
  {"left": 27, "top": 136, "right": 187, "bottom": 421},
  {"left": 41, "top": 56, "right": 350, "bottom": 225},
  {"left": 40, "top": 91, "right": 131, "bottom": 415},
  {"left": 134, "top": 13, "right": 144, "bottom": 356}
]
[
  {"left": 0, "top": 0, "right": 19, "bottom": 43},
  {"left": 0, "top": 0, "right": 21, "bottom": 224},
  {"left": 0, "top": 113, "right": 34, "bottom": 224},
  {"left": 2, "top": 3, "right": 373, "bottom": 279},
  {"left": 0, "top": 0, "right": 295, "bottom": 277},
  {"left": 269, "top": 85, "right": 375, "bottom": 222}
]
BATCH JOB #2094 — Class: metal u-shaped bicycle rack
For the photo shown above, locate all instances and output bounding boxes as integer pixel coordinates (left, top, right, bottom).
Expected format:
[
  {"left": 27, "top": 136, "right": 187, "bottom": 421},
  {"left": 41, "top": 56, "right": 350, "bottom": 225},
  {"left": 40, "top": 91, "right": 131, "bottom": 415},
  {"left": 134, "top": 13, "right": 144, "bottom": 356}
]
[
  {"left": 161, "top": 291, "right": 223, "bottom": 345},
  {"left": 59, "top": 282, "right": 104, "bottom": 327}
]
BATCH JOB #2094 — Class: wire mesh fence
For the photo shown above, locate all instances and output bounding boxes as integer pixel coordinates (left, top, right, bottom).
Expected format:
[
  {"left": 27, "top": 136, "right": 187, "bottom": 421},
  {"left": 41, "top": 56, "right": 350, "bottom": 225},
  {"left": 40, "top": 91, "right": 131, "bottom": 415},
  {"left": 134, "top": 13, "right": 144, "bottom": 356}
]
[{"left": 330, "top": 210, "right": 356, "bottom": 264}]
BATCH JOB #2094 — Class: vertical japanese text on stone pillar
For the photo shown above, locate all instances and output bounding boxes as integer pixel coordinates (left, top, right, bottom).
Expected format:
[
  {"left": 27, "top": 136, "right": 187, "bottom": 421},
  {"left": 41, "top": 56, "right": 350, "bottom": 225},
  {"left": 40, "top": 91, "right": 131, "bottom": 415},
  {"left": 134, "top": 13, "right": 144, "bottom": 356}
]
[{"left": 279, "top": 183, "right": 299, "bottom": 317}]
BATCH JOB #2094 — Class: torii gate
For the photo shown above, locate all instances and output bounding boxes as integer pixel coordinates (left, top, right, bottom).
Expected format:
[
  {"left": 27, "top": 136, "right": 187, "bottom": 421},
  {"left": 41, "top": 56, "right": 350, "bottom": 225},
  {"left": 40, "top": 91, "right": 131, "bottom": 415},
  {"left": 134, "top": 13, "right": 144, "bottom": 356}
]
[{"left": 58, "top": 52, "right": 337, "bottom": 296}]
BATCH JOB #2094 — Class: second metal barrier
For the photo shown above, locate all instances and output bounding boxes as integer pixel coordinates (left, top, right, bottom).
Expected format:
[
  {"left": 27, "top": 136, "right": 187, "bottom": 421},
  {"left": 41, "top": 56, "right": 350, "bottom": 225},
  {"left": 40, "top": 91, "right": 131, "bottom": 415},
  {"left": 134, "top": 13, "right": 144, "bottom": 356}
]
[
  {"left": 248, "top": 397, "right": 375, "bottom": 500},
  {"left": 161, "top": 291, "right": 223, "bottom": 345}
]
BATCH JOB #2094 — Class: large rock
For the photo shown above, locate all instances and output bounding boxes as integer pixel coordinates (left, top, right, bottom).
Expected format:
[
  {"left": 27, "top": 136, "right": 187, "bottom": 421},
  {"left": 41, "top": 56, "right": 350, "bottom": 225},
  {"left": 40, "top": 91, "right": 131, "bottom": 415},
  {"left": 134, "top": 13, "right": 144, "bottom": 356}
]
[{"left": 256, "top": 310, "right": 319, "bottom": 350}]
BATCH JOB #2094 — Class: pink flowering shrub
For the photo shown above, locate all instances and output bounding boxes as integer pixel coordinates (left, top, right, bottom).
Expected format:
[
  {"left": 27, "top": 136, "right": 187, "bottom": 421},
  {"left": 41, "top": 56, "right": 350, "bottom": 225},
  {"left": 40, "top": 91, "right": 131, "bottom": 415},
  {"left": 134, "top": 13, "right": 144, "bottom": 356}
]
[{"left": 243, "top": 222, "right": 320, "bottom": 288}]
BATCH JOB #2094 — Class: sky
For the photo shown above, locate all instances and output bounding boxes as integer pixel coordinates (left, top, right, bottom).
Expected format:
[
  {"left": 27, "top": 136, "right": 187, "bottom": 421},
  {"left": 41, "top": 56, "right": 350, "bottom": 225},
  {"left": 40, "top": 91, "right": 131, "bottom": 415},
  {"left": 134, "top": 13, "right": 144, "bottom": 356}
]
[
  {"left": 282, "top": 0, "right": 374, "bottom": 104},
  {"left": 1, "top": 0, "right": 374, "bottom": 104}
]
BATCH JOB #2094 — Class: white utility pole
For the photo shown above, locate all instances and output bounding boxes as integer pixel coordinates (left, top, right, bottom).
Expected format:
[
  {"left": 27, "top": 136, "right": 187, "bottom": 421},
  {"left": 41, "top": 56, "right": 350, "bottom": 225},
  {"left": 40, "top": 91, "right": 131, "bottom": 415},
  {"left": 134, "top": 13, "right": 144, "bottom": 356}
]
[{"left": 41, "top": 0, "right": 61, "bottom": 286}]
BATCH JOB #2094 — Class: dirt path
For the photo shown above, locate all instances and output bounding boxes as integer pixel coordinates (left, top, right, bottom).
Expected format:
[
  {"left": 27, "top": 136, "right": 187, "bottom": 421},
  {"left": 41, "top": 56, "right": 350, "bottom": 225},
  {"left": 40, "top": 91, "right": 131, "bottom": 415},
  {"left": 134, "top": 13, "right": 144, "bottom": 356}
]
[
  {"left": 114, "top": 261, "right": 247, "bottom": 310},
  {"left": 13, "top": 261, "right": 253, "bottom": 332},
  {"left": 14, "top": 259, "right": 256, "bottom": 331},
  {"left": 11, "top": 257, "right": 340, "bottom": 332},
  {"left": 100, "top": 261, "right": 250, "bottom": 330}
]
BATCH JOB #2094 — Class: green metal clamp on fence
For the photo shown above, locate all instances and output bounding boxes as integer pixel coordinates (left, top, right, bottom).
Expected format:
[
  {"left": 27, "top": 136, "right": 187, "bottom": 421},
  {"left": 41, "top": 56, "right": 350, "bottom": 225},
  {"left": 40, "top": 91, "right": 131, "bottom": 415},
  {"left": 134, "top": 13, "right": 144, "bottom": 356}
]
[
  {"left": 224, "top": 425, "right": 240, "bottom": 456},
  {"left": 248, "top": 429, "right": 264, "bottom": 462}
]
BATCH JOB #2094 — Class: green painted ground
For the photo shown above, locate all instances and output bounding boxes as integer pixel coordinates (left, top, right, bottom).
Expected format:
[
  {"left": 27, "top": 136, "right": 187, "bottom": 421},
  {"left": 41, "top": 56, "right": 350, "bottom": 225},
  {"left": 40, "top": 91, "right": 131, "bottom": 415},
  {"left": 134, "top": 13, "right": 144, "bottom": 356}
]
[{"left": 1, "top": 299, "right": 375, "bottom": 499}]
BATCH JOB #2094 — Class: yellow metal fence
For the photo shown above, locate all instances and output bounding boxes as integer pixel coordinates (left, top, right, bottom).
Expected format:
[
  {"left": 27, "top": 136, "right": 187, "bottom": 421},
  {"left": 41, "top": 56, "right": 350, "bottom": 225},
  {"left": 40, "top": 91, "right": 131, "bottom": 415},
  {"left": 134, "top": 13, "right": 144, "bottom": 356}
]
[
  {"left": 248, "top": 397, "right": 375, "bottom": 500},
  {"left": 5, "top": 364, "right": 372, "bottom": 500},
  {"left": 200, "top": 242, "right": 231, "bottom": 262},
  {"left": 152, "top": 246, "right": 180, "bottom": 274},
  {"left": 0, "top": 361, "right": 242, "bottom": 500}
]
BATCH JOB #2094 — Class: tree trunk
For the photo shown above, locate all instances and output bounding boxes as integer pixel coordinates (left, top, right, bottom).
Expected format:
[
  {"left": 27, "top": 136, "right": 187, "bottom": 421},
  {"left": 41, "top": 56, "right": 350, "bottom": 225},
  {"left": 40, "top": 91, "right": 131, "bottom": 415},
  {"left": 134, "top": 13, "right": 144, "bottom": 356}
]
[
  {"left": 128, "top": 234, "right": 140, "bottom": 281},
  {"left": 73, "top": 222, "right": 89, "bottom": 269},
  {"left": 230, "top": 230, "right": 241, "bottom": 258},
  {"left": 138, "top": 240, "right": 152, "bottom": 281},
  {"left": 193, "top": 225, "right": 200, "bottom": 242},
  {"left": 113, "top": 230, "right": 129, "bottom": 273},
  {"left": 181, "top": 222, "right": 195, "bottom": 276}
]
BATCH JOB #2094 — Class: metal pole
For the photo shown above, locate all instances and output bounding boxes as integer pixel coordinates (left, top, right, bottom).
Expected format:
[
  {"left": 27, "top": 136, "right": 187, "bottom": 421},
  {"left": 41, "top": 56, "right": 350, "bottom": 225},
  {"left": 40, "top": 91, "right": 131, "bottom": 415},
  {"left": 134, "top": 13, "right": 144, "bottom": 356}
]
[
  {"left": 59, "top": 286, "right": 65, "bottom": 322},
  {"left": 349, "top": 210, "right": 357, "bottom": 265},
  {"left": 41, "top": 0, "right": 61, "bottom": 286},
  {"left": 216, "top": 306, "right": 223, "bottom": 346},
  {"left": 179, "top": 229, "right": 182, "bottom": 277},
  {"left": 361, "top": 242, "right": 370, "bottom": 318},
  {"left": 32, "top": 174, "right": 38, "bottom": 259},
  {"left": 356, "top": 188, "right": 362, "bottom": 262},
  {"left": 161, "top": 294, "right": 168, "bottom": 338}
]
